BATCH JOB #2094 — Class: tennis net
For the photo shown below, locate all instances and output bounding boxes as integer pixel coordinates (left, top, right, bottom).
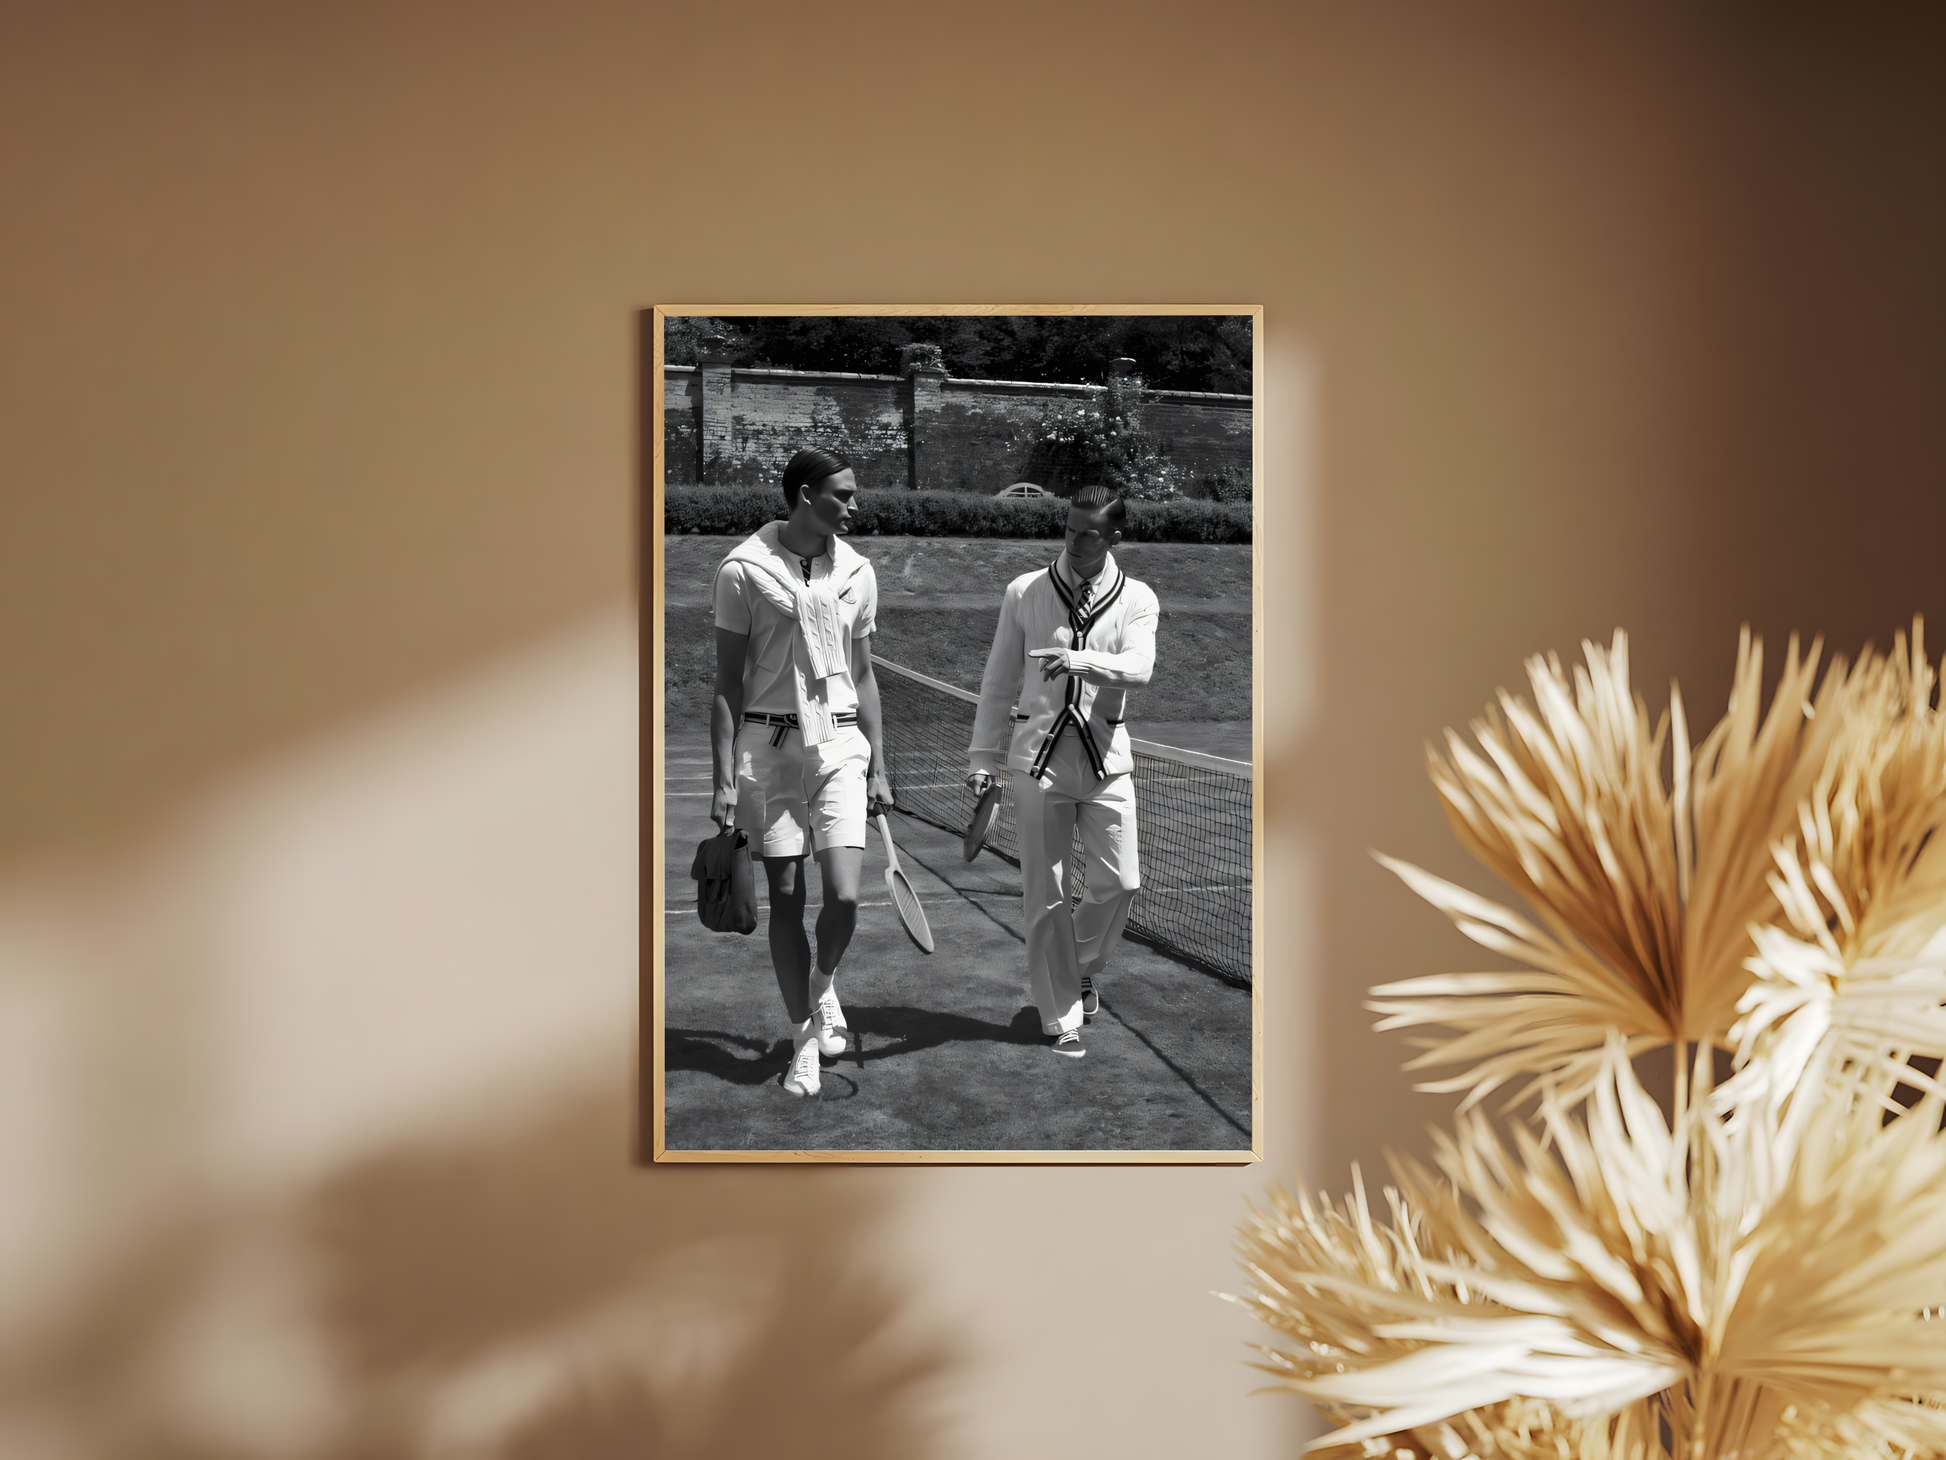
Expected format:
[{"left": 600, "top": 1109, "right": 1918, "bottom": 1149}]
[{"left": 873, "top": 656, "right": 1254, "bottom": 987}]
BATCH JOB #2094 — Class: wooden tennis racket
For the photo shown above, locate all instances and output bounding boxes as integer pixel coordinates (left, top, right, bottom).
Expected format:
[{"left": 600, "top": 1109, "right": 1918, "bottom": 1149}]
[
  {"left": 962, "top": 780, "right": 1002, "bottom": 861},
  {"left": 875, "top": 809, "right": 934, "bottom": 954}
]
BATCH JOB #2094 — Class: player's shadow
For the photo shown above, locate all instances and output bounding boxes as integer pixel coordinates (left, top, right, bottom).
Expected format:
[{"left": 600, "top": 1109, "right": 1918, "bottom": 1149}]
[
  {"left": 845, "top": 1004, "right": 1044, "bottom": 1066},
  {"left": 663, "top": 1028, "right": 792, "bottom": 1086},
  {"left": 665, "top": 1007, "right": 1042, "bottom": 1086}
]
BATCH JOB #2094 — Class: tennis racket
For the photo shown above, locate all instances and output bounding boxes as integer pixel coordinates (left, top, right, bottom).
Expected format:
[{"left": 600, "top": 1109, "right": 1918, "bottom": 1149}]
[
  {"left": 875, "top": 810, "right": 934, "bottom": 954},
  {"left": 962, "top": 780, "right": 1002, "bottom": 862}
]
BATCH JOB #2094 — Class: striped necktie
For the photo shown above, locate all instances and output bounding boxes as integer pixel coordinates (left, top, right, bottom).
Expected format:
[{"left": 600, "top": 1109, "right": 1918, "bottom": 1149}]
[
  {"left": 1034, "top": 569, "right": 1109, "bottom": 782},
  {"left": 1068, "top": 575, "right": 1095, "bottom": 648}
]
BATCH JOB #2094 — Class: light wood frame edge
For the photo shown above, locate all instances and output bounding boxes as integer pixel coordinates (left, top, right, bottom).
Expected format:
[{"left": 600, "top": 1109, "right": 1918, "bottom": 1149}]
[{"left": 647, "top": 303, "right": 1266, "bottom": 1167}]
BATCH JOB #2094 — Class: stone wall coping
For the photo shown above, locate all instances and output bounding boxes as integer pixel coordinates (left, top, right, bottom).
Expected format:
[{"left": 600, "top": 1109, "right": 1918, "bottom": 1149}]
[
  {"left": 945, "top": 377, "right": 1252, "bottom": 405},
  {"left": 662, "top": 363, "right": 901, "bottom": 384},
  {"left": 735, "top": 367, "right": 903, "bottom": 384},
  {"left": 941, "top": 376, "right": 1098, "bottom": 398},
  {"left": 1139, "top": 387, "right": 1255, "bottom": 404},
  {"left": 663, "top": 360, "right": 1250, "bottom": 403}
]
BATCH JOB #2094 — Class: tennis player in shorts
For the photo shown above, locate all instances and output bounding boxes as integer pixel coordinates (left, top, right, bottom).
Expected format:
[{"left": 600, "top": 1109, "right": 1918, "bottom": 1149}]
[
  {"left": 710, "top": 446, "right": 891, "bottom": 1098},
  {"left": 966, "top": 484, "right": 1159, "bottom": 1058}
]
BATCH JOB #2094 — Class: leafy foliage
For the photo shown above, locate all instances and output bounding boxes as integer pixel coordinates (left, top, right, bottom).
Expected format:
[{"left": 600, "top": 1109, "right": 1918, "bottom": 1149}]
[
  {"left": 1202, "top": 465, "right": 1253, "bottom": 503},
  {"left": 663, "top": 314, "right": 1253, "bottom": 395},
  {"left": 663, "top": 488, "right": 1251, "bottom": 543},
  {"left": 1119, "top": 497, "right": 1255, "bottom": 543},
  {"left": 1021, "top": 370, "right": 1197, "bottom": 501}
]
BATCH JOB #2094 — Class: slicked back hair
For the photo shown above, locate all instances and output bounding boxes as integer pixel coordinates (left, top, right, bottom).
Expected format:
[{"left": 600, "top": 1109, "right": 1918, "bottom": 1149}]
[
  {"left": 781, "top": 446, "right": 853, "bottom": 509},
  {"left": 1069, "top": 483, "right": 1127, "bottom": 533}
]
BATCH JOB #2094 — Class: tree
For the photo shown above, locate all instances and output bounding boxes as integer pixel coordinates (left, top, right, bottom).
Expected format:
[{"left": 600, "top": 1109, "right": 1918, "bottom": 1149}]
[{"left": 661, "top": 315, "right": 1252, "bottom": 394}]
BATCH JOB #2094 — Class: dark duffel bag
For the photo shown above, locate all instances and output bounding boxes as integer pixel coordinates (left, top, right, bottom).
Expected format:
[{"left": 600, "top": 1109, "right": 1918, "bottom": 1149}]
[{"left": 692, "top": 825, "right": 758, "bottom": 935}]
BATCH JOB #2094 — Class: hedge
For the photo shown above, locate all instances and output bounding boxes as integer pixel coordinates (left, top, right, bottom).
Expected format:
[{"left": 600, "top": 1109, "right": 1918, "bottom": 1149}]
[{"left": 663, "top": 487, "right": 1251, "bottom": 544}]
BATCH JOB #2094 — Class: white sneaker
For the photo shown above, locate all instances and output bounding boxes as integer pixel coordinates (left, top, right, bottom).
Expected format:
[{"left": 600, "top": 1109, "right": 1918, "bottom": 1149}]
[
  {"left": 1080, "top": 975, "right": 1099, "bottom": 1018},
  {"left": 784, "top": 1022, "right": 821, "bottom": 1096},
  {"left": 810, "top": 977, "right": 847, "bottom": 1057}
]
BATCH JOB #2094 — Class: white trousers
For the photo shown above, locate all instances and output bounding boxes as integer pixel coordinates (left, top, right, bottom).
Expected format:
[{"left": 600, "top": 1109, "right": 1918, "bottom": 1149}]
[{"left": 1012, "top": 733, "right": 1141, "bottom": 1035}]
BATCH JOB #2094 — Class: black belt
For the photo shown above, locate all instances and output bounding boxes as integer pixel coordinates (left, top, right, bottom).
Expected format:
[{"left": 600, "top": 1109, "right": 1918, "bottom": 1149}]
[{"left": 744, "top": 710, "right": 857, "bottom": 747}]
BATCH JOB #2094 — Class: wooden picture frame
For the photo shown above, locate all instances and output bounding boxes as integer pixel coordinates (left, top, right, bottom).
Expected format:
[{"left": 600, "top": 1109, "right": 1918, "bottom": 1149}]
[{"left": 644, "top": 305, "right": 1263, "bottom": 1164}]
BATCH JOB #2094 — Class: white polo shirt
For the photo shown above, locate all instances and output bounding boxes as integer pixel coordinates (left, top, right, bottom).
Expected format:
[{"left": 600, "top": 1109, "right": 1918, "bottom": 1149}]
[{"left": 713, "top": 522, "right": 878, "bottom": 722}]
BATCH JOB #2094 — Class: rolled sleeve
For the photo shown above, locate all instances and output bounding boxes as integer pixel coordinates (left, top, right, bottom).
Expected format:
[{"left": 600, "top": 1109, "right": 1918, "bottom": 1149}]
[
  {"left": 712, "top": 563, "right": 753, "bottom": 635},
  {"left": 852, "top": 563, "right": 877, "bottom": 639}
]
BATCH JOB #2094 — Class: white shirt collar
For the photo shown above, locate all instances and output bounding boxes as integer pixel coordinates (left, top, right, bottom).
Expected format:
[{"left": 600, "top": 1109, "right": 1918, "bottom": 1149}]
[{"left": 1057, "top": 550, "right": 1116, "bottom": 593}]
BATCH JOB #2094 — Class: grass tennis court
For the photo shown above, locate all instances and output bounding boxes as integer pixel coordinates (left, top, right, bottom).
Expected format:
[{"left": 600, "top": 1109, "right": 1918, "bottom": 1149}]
[
  {"left": 655, "top": 531, "right": 1255, "bottom": 1155},
  {"left": 659, "top": 535, "right": 1254, "bottom": 728},
  {"left": 658, "top": 729, "right": 1253, "bottom": 1154}
]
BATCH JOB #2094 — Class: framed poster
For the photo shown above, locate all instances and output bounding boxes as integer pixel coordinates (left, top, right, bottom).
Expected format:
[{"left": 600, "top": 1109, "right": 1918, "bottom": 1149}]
[{"left": 644, "top": 305, "right": 1262, "bottom": 1163}]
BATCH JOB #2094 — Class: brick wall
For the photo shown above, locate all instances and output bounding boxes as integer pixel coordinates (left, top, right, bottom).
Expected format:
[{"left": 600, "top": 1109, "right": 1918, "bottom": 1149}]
[
  {"left": 917, "top": 377, "right": 1094, "bottom": 492},
  {"left": 1142, "top": 391, "right": 1255, "bottom": 481},
  {"left": 662, "top": 364, "right": 1251, "bottom": 495}
]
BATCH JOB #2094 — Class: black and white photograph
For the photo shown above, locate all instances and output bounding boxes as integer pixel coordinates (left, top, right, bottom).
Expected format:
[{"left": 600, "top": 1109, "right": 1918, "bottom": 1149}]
[{"left": 648, "top": 306, "right": 1262, "bottom": 1161}]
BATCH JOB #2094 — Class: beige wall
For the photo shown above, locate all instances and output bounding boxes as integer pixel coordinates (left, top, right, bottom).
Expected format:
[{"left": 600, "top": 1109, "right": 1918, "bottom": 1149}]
[{"left": 0, "top": 3, "right": 1942, "bottom": 1456}]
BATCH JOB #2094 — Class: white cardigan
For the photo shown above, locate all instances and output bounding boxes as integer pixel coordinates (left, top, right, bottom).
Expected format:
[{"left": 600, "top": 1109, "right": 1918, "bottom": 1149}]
[{"left": 967, "top": 551, "right": 1159, "bottom": 783}]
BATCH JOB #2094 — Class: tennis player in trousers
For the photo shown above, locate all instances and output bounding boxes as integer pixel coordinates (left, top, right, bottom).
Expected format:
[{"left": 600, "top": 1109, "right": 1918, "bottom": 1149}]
[
  {"left": 967, "top": 485, "right": 1159, "bottom": 1058},
  {"left": 710, "top": 446, "right": 892, "bottom": 1098}
]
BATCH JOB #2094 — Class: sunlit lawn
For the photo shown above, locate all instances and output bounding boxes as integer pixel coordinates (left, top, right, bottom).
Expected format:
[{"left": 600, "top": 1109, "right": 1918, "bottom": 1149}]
[{"left": 659, "top": 535, "right": 1253, "bottom": 727}]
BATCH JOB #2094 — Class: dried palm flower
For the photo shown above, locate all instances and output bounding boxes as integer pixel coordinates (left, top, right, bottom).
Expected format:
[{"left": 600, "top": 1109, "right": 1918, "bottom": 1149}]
[
  {"left": 1369, "top": 625, "right": 1946, "bottom": 1111},
  {"left": 1237, "top": 624, "right": 1946, "bottom": 1460},
  {"left": 1235, "top": 1042, "right": 1946, "bottom": 1459},
  {"left": 1716, "top": 629, "right": 1946, "bottom": 1124}
]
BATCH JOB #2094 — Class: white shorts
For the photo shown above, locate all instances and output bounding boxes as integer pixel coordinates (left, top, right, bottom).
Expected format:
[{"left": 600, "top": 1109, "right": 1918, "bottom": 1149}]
[{"left": 734, "top": 724, "right": 870, "bottom": 858}]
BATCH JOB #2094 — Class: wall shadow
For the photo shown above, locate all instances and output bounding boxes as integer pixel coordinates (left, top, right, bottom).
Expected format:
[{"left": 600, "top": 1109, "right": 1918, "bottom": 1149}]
[
  {"left": 0, "top": 609, "right": 954, "bottom": 1458},
  {"left": 0, "top": 1082, "right": 955, "bottom": 1459}
]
